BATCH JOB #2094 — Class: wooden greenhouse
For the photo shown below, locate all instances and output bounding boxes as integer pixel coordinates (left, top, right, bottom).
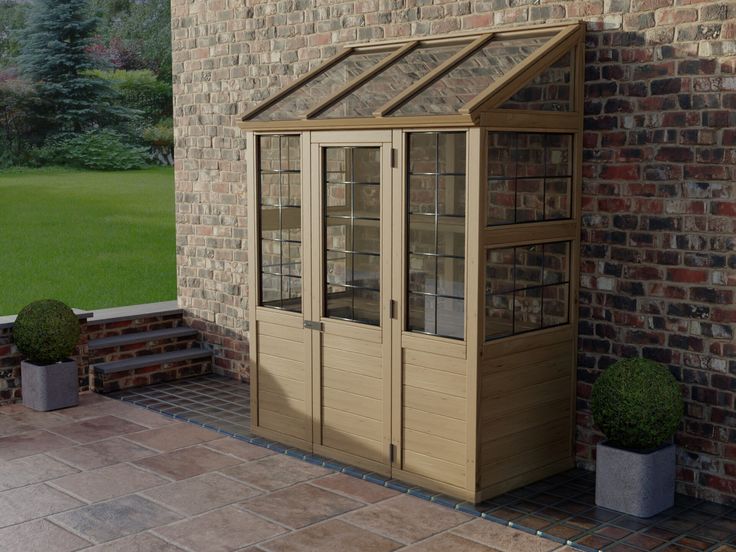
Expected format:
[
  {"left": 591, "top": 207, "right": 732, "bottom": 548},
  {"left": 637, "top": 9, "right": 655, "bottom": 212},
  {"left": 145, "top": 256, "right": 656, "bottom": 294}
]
[{"left": 240, "top": 21, "right": 585, "bottom": 502}]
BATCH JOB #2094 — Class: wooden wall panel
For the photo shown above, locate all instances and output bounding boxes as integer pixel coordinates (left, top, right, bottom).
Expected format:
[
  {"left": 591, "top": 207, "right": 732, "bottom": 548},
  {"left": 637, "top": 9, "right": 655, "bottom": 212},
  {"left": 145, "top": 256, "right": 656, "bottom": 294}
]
[
  {"left": 401, "top": 344, "right": 468, "bottom": 490},
  {"left": 478, "top": 335, "right": 575, "bottom": 493},
  {"left": 256, "top": 321, "right": 309, "bottom": 444},
  {"left": 320, "top": 333, "right": 385, "bottom": 464}
]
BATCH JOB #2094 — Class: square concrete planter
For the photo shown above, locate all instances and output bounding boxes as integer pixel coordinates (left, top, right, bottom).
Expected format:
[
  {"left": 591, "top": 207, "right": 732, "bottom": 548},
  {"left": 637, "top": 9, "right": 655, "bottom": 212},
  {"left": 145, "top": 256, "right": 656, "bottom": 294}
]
[
  {"left": 595, "top": 441, "right": 675, "bottom": 518},
  {"left": 21, "top": 359, "right": 79, "bottom": 411}
]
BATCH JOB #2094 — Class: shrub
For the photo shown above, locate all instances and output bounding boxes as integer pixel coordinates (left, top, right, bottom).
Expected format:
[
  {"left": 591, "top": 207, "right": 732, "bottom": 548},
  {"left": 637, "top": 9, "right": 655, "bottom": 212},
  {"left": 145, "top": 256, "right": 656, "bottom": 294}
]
[
  {"left": 34, "top": 129, "right": 150, "bottom": 170},
  {"left": 592, "top": 358, "right": 683, "bottom": 451},
  {"left": 13, "top": 300, "right": 81, "bottom": 365},
  {"left": 89, "top": 69, "right": 172, "bottom": 125}
]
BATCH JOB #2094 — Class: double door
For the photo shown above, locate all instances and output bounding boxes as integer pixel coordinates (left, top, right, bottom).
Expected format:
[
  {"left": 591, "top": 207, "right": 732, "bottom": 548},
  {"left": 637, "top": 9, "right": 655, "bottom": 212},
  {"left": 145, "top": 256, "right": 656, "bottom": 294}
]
[{"left": 250, "top": 131, "right": 399, "bottom": 475}]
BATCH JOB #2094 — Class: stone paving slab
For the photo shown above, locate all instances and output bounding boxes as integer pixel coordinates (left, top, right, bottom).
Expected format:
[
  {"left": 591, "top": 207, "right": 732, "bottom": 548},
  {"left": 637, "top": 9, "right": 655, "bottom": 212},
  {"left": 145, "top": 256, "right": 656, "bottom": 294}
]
[{"left": 0, "top": 393, "right": 577, "bottom": 552}]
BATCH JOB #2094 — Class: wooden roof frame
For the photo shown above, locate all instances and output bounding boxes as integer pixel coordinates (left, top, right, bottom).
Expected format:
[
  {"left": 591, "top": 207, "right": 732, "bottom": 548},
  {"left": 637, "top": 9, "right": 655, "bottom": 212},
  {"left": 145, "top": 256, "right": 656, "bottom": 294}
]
[{"left": 239, "top": 20, "right": 585, "bottom": 131}]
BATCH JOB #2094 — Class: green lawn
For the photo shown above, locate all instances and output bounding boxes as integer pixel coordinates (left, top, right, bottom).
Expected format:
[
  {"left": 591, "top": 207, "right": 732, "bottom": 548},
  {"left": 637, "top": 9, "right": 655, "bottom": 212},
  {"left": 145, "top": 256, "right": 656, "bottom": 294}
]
[{"left": 0, "top": 167, "right": 176, "bottom": 316}]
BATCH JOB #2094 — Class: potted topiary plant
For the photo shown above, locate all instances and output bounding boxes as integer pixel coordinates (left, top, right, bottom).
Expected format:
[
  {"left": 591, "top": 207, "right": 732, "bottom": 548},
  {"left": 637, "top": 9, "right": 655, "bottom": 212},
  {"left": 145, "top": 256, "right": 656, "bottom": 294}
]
[
  {"left": 13, "top": 299, "right": 81, "bottom": 411},
  {"left": 592, "top": 357, "right": 684, "bottom": 518}
]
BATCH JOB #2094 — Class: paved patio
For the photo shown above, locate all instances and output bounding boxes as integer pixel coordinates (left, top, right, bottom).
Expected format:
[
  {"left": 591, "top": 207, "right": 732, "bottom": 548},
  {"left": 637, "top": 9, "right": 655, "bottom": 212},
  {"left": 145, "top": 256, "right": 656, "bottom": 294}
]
[{"left": 0, "top": 392, "right": 573, "bottom": 552}]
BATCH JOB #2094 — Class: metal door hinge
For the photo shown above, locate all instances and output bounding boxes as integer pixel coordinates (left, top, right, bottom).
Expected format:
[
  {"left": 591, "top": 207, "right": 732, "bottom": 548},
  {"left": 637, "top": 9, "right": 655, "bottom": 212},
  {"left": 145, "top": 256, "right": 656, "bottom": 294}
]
[
  {"left": 389, "top": 300, "right": 397, "bottom": 320},
  {"left": 303, "top": 320, "right": 323, "bottom": 331},
  {"left": 391, "top": 148, "right": 398, "bottom": 168},
  {"left": 389, "top": 443, "right": 396, "bottom": 463}
]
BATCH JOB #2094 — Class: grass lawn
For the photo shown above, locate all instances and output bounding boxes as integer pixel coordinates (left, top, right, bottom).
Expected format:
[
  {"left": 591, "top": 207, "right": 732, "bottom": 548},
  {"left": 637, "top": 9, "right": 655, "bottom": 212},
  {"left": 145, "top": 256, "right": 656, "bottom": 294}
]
[{"left": 0, "top": 166, "right": 176, "bottom": 316}]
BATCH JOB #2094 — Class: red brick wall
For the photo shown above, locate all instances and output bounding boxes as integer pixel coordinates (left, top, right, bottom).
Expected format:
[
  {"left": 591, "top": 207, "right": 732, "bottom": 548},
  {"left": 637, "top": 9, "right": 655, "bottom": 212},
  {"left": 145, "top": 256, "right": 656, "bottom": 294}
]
[{"left": 171, "top": 0, "right": 736, "bottom": 502}]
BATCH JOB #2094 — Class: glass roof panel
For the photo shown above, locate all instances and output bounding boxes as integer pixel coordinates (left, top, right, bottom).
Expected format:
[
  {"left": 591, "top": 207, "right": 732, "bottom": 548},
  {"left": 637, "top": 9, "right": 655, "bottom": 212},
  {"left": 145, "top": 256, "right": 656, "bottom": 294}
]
[
  {"left": 390, "top": 35, "right": 550, "bottom": 117},
  {"left": 253, "top": 50, "right": 394, "bottom": 121},
  {"left": 316, "top": 42, "right": 467, "bottom": 120}
]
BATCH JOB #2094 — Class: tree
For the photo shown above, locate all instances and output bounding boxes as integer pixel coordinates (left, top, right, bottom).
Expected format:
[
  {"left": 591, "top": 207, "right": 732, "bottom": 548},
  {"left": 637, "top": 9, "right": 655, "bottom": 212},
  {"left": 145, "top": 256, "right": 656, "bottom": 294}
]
[
  {"left": 88, "top": 0, "right": 172, "bottom": 81},
  {"left": 0, "top": 1, "right": 29, "bottom": 69},
  {"left": 19, "top": 0, "right": 120, "bottom": 136}
]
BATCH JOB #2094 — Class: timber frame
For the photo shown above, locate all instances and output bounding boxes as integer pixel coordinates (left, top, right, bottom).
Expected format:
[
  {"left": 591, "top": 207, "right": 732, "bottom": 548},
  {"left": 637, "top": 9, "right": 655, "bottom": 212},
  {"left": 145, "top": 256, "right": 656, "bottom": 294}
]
[{"left": 242, "top": 21, "right": 586, "bottom": 503}]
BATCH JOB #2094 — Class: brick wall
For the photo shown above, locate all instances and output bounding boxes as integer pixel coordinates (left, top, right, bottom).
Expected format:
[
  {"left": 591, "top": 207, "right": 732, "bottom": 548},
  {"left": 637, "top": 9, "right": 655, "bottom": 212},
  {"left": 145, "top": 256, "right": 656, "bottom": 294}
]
[
  {"left": 0, "top": 311, "right": 190, "bottom": 404},
  {"left": 171, "top": 0, "right": 736, "bottom": 502}
]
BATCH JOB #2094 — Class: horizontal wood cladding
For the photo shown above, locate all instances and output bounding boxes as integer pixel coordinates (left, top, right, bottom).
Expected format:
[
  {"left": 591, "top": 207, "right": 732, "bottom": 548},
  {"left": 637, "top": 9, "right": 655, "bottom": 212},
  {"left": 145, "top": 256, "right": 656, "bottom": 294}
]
[
  {"left": 320, "top": 331, "right": 385, "bottom": 464},
  {"left": 256, "top": 321, "right": 309, "bottom": 443},
  {"left": 401, "top": 341, "right": 468, "bottom": 491},
  {"left": 478, "top": 334, "right": 575, "bottom": 493}
]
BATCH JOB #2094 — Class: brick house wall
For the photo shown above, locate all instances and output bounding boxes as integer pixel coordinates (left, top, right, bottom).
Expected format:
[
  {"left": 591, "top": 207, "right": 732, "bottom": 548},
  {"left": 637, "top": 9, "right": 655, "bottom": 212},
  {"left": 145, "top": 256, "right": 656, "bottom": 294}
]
[{"left": 170, "top": 0, "right": 736, "bottom": 503}]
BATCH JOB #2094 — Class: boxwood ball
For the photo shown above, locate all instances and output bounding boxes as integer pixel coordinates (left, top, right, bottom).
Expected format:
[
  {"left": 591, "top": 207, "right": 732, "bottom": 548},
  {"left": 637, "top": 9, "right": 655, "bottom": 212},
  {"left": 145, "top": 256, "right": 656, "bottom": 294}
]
[
  {"left": 591, "top": 358, "right": 683, "bottom": 451},
  {"left": 13, "top": 300, "right": 80, "bottom": 365}
]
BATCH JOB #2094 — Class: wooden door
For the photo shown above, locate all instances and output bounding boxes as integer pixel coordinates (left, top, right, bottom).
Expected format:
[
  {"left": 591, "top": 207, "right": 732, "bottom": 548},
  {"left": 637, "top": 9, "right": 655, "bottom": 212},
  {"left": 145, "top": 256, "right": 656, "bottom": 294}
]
[{"left": 308, "top": 132, "right": 394, "bottom": 475}]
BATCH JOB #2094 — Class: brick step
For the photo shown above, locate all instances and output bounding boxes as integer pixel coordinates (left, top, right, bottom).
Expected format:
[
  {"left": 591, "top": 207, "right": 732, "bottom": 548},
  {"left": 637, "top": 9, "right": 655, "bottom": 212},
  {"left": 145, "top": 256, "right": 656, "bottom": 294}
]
[
  {"left": 92, "top": 347, "right": 212, "bottom": 375},
  {"left": 88, "top": 327, "right": 199, "bottom": 351}
]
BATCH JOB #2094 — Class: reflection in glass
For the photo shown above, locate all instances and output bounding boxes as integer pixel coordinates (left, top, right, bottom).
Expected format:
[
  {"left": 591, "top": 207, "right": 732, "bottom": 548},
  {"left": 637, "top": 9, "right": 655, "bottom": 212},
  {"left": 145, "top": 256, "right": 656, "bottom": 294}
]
[
  {"left": 407, "top": 132, "right": 466, "bottom": 339},
  {"left": 323, "top": 147, "right": 381, "bottom": 326},
  {"left": 392, "top": 36, "right": 549, "bottom": 116},
  {"left": 254, "top": 51, "right": 391, "bottom": 121},
  {"left": 501, "top": 50, "right": 573, "bottom": 112},
  {"left": 258, "top": 135, "right": 302, "bottom": 312},
  {"left": 485, "top": 241, "right": 571, "bottom": 340},
  {"left": 319, "top": 43, "right": 464, "bottom": 119},
  {"left": 487, "top": 132, "right": 574, "bottom": 226}
]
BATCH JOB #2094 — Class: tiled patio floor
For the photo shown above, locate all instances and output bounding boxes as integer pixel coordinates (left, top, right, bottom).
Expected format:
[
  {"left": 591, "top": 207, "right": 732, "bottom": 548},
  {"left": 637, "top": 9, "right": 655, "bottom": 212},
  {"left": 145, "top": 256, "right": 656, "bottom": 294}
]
[
  {"left": 110, "top": 376, "right": 736, "bottom": 552},
  {"left": 0, "top": 392, "right": 575, "bottom": 552}
]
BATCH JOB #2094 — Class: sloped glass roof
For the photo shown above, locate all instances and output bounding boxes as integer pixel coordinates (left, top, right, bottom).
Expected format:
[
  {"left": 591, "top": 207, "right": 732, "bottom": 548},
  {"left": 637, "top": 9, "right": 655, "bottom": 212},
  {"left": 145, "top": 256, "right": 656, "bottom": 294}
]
[{"left": 242, "top": 22, "right": 583, "bottom": 127}]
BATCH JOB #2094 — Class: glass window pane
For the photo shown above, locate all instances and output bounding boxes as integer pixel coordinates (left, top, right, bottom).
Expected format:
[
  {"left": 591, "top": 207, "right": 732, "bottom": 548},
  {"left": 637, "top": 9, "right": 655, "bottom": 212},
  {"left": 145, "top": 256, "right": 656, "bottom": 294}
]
[
  {"left": 409, "top": 255, "right": 436, "bottom": 294},
  {"left": 516, "top": 178, "right": 544, "bottom": 223},
  {"left": 514, "top": 287, "right": 542, "bottom": 333},
  {"left": 501, "top": 50, "right": 572, "bottom": 112},
  {"left": 326, "top": 251, "right": 347, "bottom": 286},
  {"left": 408, "top": 133, "right": 437, "bottom": 173},
  {"left": 353, "top": 148, "right": 380, "bottom": 183},
  {"left": 353, "top": 221, "right": 380, "bottom": 255},
  {"left": 253, "top": 50, "right": 392, "bottom": 121},
  {"left": 352, "top": 253, "right": 380, "bottom": 289},
  {"left": 485, "top": 247, "right": 515, "bottom": 294},
  {"left": 438, "top": 175, "right": 465, "bottom": 216},
  {"left": 487, "top": 179, "right": 515, "bottom": 226},
  {"left": 406, "top": 132, "right": 466, "bottom": 340},
  {"left": 543, "top": 284, "right": 569, "bottom": 328},
  {"left": 484, "top": 240, "right": 571, "bottom": 341},
  {"left": 325, "top": 184, "right": 350, "bottom": 217},
  {"left": 392, "top": 36, "right": 550, "bottom": 116},
  {"left": 546, "top": 134, "right": 573, "bottom": 177},
  {"left": 408, "top": 175, "right": 436, "bottom": 214},
  {"left": 258, "top": 135, "right": 302, "bottom": 312},
  {"left": 545, "top": 178, "right": 572, "bottom": 221},
  {"left": 354, "top": 184, "right": 380, "bottom": 218},
  {"left": 318, "top": 43, "right": 465, "bottom": 119},
  {"left": 408, "top": 293, "right": 436, "bottom": 335},
  {"left": 515, "top": 245, "right": 544, "bottom": 288},
  {"left": 438, "top": 132, "right": 466, "bottom": 174},
  {"left": 437, "top": 257, "right": 464, "bottom": 298},
  {"left": 437, "top": 218, "right": 465, "bottom": 257},
  {"left": 324, "top": 146, "right": 381, "bottom": 326},
  {"left": 543, "top": 241, "right": 570, "bottom": 284},
  {"left": 487, "top": 131, "right": 573, "bottom": 226},
  {"left": 485, "top": 293, "right": 513, "bottom": 340},
  {"left": 436, "top": 298, "right": 464, "bottom": 339}
]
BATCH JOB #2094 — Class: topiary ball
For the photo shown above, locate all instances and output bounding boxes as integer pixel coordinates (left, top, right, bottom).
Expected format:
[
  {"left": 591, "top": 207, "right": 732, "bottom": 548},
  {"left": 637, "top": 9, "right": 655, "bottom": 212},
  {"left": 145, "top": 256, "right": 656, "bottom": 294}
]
[
  {"left": 13, "top": 300, "right": 80, "bottom": 365},
  {"left": 591, "top": 358, "right": 683, "bottom": 451}
]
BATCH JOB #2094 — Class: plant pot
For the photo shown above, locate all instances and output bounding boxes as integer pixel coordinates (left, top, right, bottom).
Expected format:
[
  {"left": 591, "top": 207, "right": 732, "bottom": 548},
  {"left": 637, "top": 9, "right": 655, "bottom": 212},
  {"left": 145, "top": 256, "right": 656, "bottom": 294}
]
[
  {"left": 21, "top": 359, "right": 79, "bottom": 411},
  {"left": 595, "top": 441, "right": 675, "bottom": 518}
]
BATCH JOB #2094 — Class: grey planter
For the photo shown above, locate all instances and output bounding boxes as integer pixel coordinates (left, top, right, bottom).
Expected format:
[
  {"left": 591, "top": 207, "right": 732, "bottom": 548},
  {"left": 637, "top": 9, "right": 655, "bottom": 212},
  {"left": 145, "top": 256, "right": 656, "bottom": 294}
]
[
  {"left": 596, "top": 441, "right": 675, "bottom": 518},
  {"left": 21, "top": 359, "right": 79, "bottom": 411}
]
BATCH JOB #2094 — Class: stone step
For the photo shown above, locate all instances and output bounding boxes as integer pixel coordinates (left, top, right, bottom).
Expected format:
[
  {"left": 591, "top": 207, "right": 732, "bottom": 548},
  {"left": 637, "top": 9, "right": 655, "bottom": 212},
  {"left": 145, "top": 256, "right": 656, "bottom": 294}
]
[
  {"left": 92, "top": 347, "right": 213, "bottom": 375},
  {"left": 88, "top": 327, "right": 199, "bottom": 351}
]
